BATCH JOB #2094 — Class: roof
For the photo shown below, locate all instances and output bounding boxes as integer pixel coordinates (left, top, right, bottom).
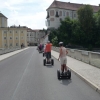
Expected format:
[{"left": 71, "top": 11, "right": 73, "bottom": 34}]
[
  {"left": 47, "top": 0, "right": 100, "bottom": 12},
  {"left": 33, "top": 29, "right": 44, "bottom": 32},
  {"left": 0, "top": 13, "right": 8, "bottom": 19}
]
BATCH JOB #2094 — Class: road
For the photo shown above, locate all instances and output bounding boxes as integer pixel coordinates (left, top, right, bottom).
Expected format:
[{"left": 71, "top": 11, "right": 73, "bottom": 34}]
[{"left": 0, "top": 47, "right": 100, "bottom": 100}]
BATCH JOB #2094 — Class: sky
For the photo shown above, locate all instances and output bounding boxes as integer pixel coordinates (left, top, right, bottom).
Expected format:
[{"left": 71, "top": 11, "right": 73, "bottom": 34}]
[{"left": 0, "top": 0, "right": 100, "bottom": 29}]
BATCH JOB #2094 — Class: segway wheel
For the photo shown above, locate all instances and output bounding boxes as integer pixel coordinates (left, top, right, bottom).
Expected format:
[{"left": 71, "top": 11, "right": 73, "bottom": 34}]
[
  {"left": 43, "top": 53, "right": 44, "bottom": 57},
  {"left": 57, "top": 70, "right": 60, "bottom": 80},
  {"left": 67, "top": 69, "right": 71, "bottom": 79},
  {"left": 43, "top": 59, "right": 46, "bottom": 66},
  {"left": 51, "top": 59, "right": 54, "bottom": 66}
]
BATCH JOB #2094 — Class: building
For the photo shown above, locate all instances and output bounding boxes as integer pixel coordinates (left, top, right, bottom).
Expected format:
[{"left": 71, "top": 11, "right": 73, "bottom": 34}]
[
  {"left": 27, "top": 29, "right": 46, "bottom": 46},
  {"left": 27, "top": 28, "right": 36, "bottom": 46},
  {"left": 0, "top": 13, "right": 8, "bottom": 27},
  {"left": 0, "top": 13, "right": 27, "bottom": 49},
  {"left": 0, "top": 26, "right": 27, "bottom": 49},
  {"left": 46, "top": 0, "right": 100, "bottom": 29}
]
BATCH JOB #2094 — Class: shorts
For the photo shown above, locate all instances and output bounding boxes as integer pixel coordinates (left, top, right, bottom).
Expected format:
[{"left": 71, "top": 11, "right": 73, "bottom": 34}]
[
  {"left": 46, "top": 52, "right": 51, "bottom": 59},
  {"left": 60, "top": 57, "right": 67, "bottom": 65}
]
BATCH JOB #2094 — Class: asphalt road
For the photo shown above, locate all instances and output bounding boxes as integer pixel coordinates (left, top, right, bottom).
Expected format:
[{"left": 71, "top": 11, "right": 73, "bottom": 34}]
[{"left": 0, "top": 47, "right": 100, "bottom": 100}]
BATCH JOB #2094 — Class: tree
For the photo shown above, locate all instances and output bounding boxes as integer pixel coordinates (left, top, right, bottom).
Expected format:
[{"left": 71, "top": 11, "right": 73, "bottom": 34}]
[
  {"left": 57, "top": 17, "right": 73, "bottom": 46},
  {"left": 77, "top": 5, "right": 95, "bottom": 48},
  {"left": 51, "top": 36, "right": 58, "bottom": 46}
]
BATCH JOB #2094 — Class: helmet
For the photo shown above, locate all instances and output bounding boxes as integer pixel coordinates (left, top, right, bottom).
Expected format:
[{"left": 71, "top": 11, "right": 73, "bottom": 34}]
[
  {"left": 59, "top": 42, "right": 63, "bottom": 45},
  {"left": 47, "top": 41, "right": 50, "bottom": 43}
]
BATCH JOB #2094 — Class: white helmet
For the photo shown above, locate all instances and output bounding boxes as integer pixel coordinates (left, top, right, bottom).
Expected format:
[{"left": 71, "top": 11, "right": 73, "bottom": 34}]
[
  {"left": 59, "top": 42, "right": 63, "bottom": 45},
  {"left": 47, "top": 41, "right": 50, "bottom": 43}
]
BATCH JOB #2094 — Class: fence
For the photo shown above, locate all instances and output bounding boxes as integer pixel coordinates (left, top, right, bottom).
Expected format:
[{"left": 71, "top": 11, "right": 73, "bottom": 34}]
[{"left": 52, "top": 46, "right": 100, "bottom": 68}]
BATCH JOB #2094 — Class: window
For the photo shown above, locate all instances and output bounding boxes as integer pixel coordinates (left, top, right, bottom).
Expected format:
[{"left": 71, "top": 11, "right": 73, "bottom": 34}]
[
  {"left": 60, "top": 18, "right": 62, "bottom": 22},
  {"left": 4, "top": 31, "right": 7, "bottom": 33},
  {"left": 10, "top": 37, "right": 12, "bottom": 39},
  {"left": 50, "top": 10, "right": 54, "bottom": 16},
  {"left": 48, "top": 20, "right": 50, "bottom": 26},
  {"left": 21, "top": 31, "right": 23, "bottom": 33},
  {"left": 16, "top": 43, "right": 18, "bottom": 46},
  {"left": 21, "top": 37, "right": 24, "bottom": 40},
  {"left": 50, "top": 18, "right": 54, "bottom": 21},
  {"left": 16, "top": 37, "right": 18, "bottom": 39},
  {"left": 55, "top": 11, "right": 59, "bottom": 17},
  {"left": 5, "top": 44, "right": 7, "bottom": 46},
  {"left": 67, "top": 12, "right": 69, "bottom": 17},
  {"left": 10, "top": 44, "right": 12, "bottom": 46},
  {"left": 16, "top": 31, "right": 17, "bottom": 33},
  {"left": 74, "top": 14, "right": 76, "bottom": 17},
  {"left": 59, "top": 11, "right": 62, "bottom": 16},
  {"left": 63, "top": 10, "right": 65, "bottom": 16},
  {"left": 4, "top": 37, "right": 6, "bottom": 39},
  {"left": 10, "top": 31, "right": 12, "bottom": 33}
]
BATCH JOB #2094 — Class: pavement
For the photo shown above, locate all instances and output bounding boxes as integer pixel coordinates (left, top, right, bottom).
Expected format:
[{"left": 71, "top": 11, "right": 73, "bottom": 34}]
[
  {"left": 0, "top": 47, "right": 100, "bottom": 95},
  {"left": 51, "top": 50, "right": 100, "bottom": 94},
  {"left": 0, "top": 47, "right": 100, "bottom": 100}
]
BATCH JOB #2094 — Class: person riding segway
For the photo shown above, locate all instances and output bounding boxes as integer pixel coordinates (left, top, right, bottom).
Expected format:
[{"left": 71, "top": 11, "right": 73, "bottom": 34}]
[
  {"left": 57, "top": 42, "right": 71, "bottom": 79},
  {"left": 43, "top": 41, "right": 54, "bottom": 66}
]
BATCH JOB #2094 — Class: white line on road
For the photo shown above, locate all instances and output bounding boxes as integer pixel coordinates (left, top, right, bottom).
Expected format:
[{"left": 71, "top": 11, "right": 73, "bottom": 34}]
[{"left": 11, "top": 51, "right": 35, "bottom": 100}]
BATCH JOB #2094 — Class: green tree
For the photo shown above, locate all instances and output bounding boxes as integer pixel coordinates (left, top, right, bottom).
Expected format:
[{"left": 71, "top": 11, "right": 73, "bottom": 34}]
[
  {"left": 57, "top": 17, "right": 73, "bottom": 46},
  {"left": 51, "top": 36, "right": 58, "bottom": 46},
  {"left": 77, "top": 5, "right": 95, "bottom": 48}
]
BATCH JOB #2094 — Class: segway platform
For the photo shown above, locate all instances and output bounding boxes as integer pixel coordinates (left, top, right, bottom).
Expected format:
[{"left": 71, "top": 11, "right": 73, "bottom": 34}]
[
  {"left": 43, "top": 58, "right": 54, "bottom": 66},
  {"left": 43, "top": 52, "right": 46, "bottom": 57},
  {"left": 39, "top": 49, "right": 43, "bottom": 53},
  {"left": 57, "top": 69, "right": 71, "bottom": 80}
]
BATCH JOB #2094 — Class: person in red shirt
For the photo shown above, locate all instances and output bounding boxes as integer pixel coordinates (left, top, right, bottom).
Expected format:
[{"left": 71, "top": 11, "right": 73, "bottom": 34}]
[{"left": 45, "top": 41, "right": 52, "bottom": 62}]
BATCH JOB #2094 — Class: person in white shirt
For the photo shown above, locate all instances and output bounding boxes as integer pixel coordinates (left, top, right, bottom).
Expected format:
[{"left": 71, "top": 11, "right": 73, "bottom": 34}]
[{"left": 58, "top": 42, "right": 68, "bottom": 74}]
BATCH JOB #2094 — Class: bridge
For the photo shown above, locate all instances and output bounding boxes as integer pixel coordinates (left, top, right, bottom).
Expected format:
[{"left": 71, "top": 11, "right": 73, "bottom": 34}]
[{"left": 0, "top": 47, "right": 100, "bottom": 100}]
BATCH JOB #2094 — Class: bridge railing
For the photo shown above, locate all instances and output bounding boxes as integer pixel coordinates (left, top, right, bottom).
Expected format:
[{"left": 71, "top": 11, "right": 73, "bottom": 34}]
[{"left": 52, "top": 46, "right": 100, "bottom": 69}]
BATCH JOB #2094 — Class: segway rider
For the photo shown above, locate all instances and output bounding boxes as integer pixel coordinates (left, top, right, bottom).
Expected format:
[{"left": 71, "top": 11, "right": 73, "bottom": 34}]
[
  {"left": 39, "top": 43, "right": 42, "bottom": 51},
  {"left": 45, "top": 41, "right": 52, "bottom": 62},
  {"left": 58, "top": 42, "right": 68, "bottom": 74}
]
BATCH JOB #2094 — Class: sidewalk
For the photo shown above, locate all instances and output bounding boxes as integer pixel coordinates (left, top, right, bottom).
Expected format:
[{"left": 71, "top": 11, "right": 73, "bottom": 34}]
[
  {"left": 0, "top": 47, "right": 29, "bottom": 61},
  {"left": 51, "top": 50, "right": 100, "bottom": 94}
]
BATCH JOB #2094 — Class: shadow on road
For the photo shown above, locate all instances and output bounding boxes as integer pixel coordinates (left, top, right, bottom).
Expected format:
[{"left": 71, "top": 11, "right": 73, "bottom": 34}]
[
  {"left": 60, "top": 79, "right": 72, "bottom": 86},
  {"left": 45, "top": 64, "right": 53, "bottom": 68}
]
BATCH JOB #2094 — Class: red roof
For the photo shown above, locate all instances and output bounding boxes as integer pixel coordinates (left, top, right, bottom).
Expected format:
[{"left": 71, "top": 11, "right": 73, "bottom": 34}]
[{"left": 47, "top": 0, "right": 100, "bottom": 12}]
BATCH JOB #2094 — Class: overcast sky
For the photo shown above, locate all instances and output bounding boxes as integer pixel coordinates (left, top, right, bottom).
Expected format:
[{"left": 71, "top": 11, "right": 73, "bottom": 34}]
[{"left": 0, "top": 0, "right": 100, "bottom": 29}]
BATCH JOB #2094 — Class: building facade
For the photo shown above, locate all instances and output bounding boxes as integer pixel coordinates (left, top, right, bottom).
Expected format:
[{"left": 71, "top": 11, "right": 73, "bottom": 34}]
[
  {"left": 27, "top": 29, "right": 46, "bottom": 46},
  {"left": 27, "top": 28, "right": 36, "bottom": 46},
  {"left": 0, "top": 13, "right": 28, "bottom": 49},
  {"left": 0, "top": 26, "right": 27, "bottom": 49},
  {"left": 46, "top": 0, "right": 100, "bottom": 29}
]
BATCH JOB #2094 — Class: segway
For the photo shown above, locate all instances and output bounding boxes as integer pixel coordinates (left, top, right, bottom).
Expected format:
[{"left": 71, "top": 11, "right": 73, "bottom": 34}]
[
  {"left": 43, "top": 58, "right": 54, "bottom": 66},
  {"left": 57, "top": 65, "right": 71, "bottom": 80},
  {"left": 39, "top": 48, "right": 43, "bottom": 53},
  {"left": 43, "top": 52, "right": 46, "bottom": 57},
  {"left": 43, "top": 56, "right": 54, "bottom": 66}
]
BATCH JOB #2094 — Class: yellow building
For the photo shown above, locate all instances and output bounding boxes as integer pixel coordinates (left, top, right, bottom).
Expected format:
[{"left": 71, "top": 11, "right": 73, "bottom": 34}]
[
  {"left": 0, "top": 13, "right": 27, "bottom": 49},
  {"left": 0, "top": 26, "right": 27, "bottom": 49}
]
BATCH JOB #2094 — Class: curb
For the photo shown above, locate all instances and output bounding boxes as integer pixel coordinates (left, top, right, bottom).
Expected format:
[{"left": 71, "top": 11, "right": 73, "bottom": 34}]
[
  {"left": 51, "top": 54, "right": 100, "bottom": 94},
  {"left": 0, "top": 47, "right": 29, "bottom": 62}
]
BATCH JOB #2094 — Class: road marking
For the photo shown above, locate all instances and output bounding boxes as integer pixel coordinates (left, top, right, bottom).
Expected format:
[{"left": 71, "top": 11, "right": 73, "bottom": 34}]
[{"left": 11, "top": 51, "right": 34, "bottom": 100}]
